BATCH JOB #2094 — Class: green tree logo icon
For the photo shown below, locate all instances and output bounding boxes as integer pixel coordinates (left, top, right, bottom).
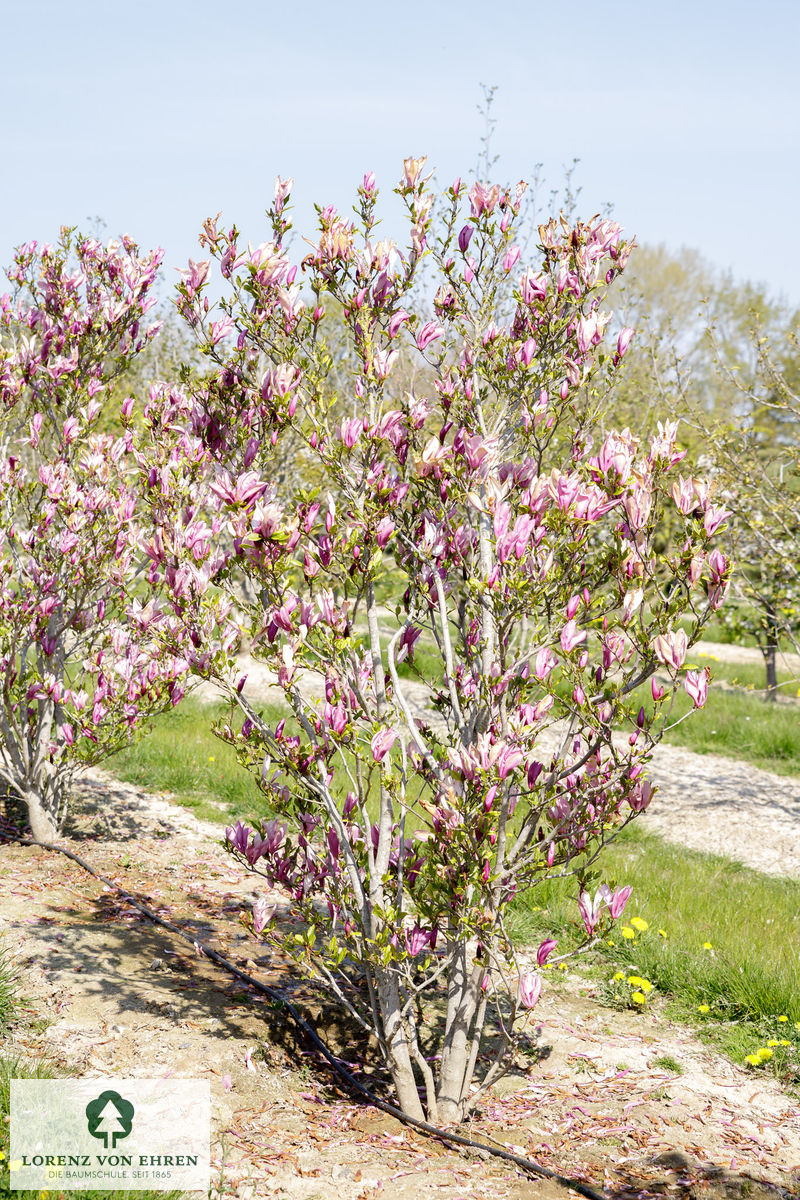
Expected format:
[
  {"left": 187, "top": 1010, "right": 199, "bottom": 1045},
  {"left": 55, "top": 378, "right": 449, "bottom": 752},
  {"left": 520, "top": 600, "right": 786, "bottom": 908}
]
[{"left": 85, "top": 1090, "right": 135, "bottom": 1149}]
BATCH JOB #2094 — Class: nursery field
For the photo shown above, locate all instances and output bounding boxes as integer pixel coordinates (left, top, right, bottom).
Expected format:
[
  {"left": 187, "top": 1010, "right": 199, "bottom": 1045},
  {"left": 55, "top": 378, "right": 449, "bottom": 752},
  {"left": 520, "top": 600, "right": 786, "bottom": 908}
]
[{"left": 2, "top": 638, "right": 800, "bottom": 1200}]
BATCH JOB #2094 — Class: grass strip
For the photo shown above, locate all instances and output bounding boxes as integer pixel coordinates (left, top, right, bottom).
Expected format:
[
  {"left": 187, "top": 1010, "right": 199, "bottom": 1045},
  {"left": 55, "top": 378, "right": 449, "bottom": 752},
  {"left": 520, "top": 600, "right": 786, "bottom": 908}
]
[
  {"left": 105, "top": 698, "right": 281, "bottom": 824},
  {"left": 0, "top": 943, "right": 16, "bottom": 1036},
  {"left": 510, "top": 823, "right": 800, "bottom": 1085}
]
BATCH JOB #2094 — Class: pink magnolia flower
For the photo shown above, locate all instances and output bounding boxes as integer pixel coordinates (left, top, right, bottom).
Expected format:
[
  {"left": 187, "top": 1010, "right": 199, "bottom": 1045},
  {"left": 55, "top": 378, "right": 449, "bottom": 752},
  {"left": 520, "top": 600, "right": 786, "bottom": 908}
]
[
  {"left": 560, "top": 620, "right": 586, "bottom": 654},
  {"left": 616, "top": 327, "right": 634, "bottom": 357},
  {"left": 648, "top": 420, "right": 685, "bottom": 467},
  {"left": 653, "top": 628, "right": 688, "bottom": 671},
  {"left": 210, "top": 316, "right": 234, "bottom": 345},
  {"left": 518, "top": 971, "right": 543, "bottom": 1010},
  {"left": 622, "top": 588, "right": 644, "bottom": 624},
  {"left": 707, "top": 549, "right": 728, "bottom": 584},
  {"left": 402, "top": 156, "right": 427, "bottom": 188},
  {"left": 339, "top": 418, "right": 362, "bottom": 449},
  {"left": 536, "top": 937, "right": 558, "bottom": 965},
  {"left": 703, "top": 504, "right": 731, "bottom": 536},
  {"left": 371, "top": 727, "right": 399, "bottom": 762},
  {"left": 593, "top": 430, "right": 635, "bottom": 482},
  {"left": 520, "top": 269, "right": 547, "bottom": 304},
  {"left": 534, "top": 647, "right": 557, "bottom": 680},
  {"left": 532, "top": 695, "right": 554, "bottom": 721},
  {"left": 416, "top": 321, "right": 443, "bottom": 353},
  {"left": 469, "top": 182, "right": 501, "bottom": 218},
  {"left": 684, "top": 667, "right": 709, "bottom": 708},
  {"left": 62, "top": 416, "right": 80, "bottom": 445},
  {"left": 387, "top": 308, "right": 411, "bottom": 339},
  {"left": 252, "top": 898, "right": 276, "bottom": 934},
  {"left": 576, "top": 311, "right": 610, "bottom": 354},
  {"left": 396, "top": 623, "right": 422, "bottom": 664},
  {"left": 496, "top": 744, "right": 525, "bottom": 780},
  {"left": 375, "top": 516, "right": 395, "bottom": 549},
  {"left": 628, "top": 779, "right": 654, "bottom": 812},
  {"left": 371, "top": 348, "right": 398, "bottom": 380},
  {"left": 503, "top": 245, "right": 521, "bottom": 273},
  {"left": 606, "top": 885, "right": 632, "bottom": 919},
  {"left": 226, "top": 820, "right": 252, "bottom": 855},
  {"left": 405, "top": 924, "right": 432, "bottom": 957},
  {"left": 578, "top": 889, "right": 604, "bottom": 937},
  {"left": 458, "top": 225, "right": 473, "bottom": 253},
  {"left": 672, "top": 475, "right": 702, "bottom": 516}
]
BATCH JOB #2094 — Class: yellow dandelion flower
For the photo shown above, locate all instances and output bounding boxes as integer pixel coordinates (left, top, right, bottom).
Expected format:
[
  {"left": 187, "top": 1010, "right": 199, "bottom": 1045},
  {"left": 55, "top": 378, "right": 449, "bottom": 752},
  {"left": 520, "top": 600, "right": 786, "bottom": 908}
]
[
  {"left": 756, "top": 1048, "right": 773, "bottom": 1063},
  {"left": 658, "top": 929, "right": 668, "bottom": 938},
  {"left": 0, "top": 1151, "right": 5, "bottom": 1161},
  {"left": 631, "top": 991, "right": 646, "bottom": 1005},
  {"left": 702, "top": 942, "right": 713, "bottom": 950},
  {"left": 780, "top": 1039, "right": 791, "bottom": 1047},
  {"left": 698, "top": 1003, "right": 710, "bottom": 1014},
  {"left": 613, "top": 971, "right": 625, "bottom": 981},
  {"left": 766, "top": 1039, "right": 779, "bottom": 1047},
  {"left": 209, "top": 755, "right": 216, "bottom": 762},
  {"left": 630, "top": 917, "right": 649, "bottom": 932},
  {"left": 606, "top": 938, "right": 615, "bottom": 946},
  {"left": 621, "top": 926, "right": 635, "bottom": 940},
  {"left": 557, "top": 962, "right": 567, "bottom": 971},
  {"left": 778, "top": 1014, "right": 788, "bottom": 1022},
  {"left": 744, "top": 1053, "right": 761, "bottom": 1066}
]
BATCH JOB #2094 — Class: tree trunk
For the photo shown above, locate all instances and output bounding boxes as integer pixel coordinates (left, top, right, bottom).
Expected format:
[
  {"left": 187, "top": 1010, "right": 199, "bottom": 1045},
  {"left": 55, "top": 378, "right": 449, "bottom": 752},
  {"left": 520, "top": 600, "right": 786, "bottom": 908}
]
[
  {"left": 376, "top": 970, "right": 425, "bottom": 1122},
  {"left": 436, "top": 936, "right": 482, "bottom": 1124},
  {"left": 25, "top": 790, "right": 60, "bottom": 844},
  {"left": 764, "top": 603, "right": 779, "bottom": 702}
]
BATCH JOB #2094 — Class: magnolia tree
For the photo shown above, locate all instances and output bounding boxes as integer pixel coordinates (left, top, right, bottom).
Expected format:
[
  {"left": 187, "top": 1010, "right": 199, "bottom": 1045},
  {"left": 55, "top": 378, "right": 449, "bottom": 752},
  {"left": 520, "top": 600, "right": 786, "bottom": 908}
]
[
  {"left": 140, "top": 163, "right": 731, "bottom": 1123},
  {"left": 0, "top": 230, "right": 193, "bottom": 842}
]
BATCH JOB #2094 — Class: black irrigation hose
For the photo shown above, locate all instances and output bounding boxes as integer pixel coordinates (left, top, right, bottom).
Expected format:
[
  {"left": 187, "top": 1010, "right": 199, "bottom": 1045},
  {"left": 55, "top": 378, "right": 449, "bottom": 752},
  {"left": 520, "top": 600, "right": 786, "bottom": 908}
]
[{"left": 5, "top": 832, "right": 607, "bottom": 1200}]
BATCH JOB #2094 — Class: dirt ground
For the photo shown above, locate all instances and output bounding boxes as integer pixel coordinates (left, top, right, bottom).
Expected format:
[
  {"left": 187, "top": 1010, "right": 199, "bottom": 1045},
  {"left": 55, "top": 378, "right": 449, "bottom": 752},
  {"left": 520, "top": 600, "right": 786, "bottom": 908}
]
[{"left": 2, "top": 768, "right": 799, "bottom": 1200}]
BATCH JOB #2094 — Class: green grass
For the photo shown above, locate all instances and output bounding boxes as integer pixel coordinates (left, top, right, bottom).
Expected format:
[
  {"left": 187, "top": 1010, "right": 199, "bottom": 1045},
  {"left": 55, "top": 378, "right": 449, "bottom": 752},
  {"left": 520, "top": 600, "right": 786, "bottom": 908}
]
[
  {"left": 651, "top": 1054, "right": 683, "bottom": 1074},
  {"left": 510, "top": 823, "right": 800, "bottom": 1083},
  {"left": 648, "top": 669, "right": 800, "bottom": 775},
  {"left": 0, "top": 942, "right": 16, "bottom": 1036},
  {"left": 0, "top": 1057, "right": 186, "bottom": 1200},
  {"left": 105, "top": 695, "right": 433, "bottom": 832},
  {"left": 105, "top": 698, "right": 284, "bottom": 824}
]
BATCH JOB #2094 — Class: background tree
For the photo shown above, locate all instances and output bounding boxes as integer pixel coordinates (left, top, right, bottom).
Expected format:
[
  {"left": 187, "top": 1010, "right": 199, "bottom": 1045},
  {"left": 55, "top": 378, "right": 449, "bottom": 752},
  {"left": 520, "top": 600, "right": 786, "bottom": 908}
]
[
  {"left": 0, "top": 229, "right": 191, "bottom": 841},
  {"left": 610, "top": 243, "right": 800, "bottom": 694}
]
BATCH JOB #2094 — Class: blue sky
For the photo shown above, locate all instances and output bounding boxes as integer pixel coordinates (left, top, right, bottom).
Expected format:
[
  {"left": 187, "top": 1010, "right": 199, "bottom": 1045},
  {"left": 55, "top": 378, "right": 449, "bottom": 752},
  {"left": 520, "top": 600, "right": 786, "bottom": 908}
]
[{"left": 3, "top": 0, "right": 798, "bottom": 305}]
